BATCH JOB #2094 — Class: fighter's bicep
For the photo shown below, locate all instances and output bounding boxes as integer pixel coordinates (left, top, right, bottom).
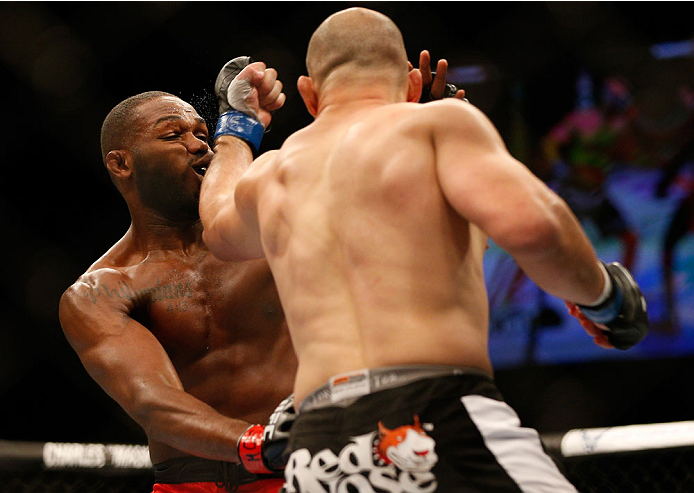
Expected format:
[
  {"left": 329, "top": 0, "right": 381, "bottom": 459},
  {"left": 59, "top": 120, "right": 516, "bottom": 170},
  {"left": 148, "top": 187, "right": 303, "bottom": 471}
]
[
  {"left": 79, "top": 319, "right": 184, "bottom": 407},
  {"left": 438, "top": 147, "right": 545, "bottom": 226},
  {"left": 59, "top": 285, "right": 182, "bottom": 405}
]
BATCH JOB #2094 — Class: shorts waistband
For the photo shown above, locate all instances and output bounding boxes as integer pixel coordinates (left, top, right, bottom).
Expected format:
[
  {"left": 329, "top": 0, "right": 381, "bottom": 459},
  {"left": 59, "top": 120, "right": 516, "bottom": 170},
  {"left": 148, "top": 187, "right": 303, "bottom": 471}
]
[
  {"left": 298, "top": 364, "right": 491, "bottom": 413},
  {"left": 153, "top": 456, "right": 282, "bottom": 489}
]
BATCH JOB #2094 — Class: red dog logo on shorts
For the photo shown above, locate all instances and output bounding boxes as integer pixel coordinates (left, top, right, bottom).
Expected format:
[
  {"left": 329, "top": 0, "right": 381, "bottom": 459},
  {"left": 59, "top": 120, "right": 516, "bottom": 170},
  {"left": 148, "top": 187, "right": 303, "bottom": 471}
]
[{"left": 376, "top": 415, "right": 438, "bottom": 473}]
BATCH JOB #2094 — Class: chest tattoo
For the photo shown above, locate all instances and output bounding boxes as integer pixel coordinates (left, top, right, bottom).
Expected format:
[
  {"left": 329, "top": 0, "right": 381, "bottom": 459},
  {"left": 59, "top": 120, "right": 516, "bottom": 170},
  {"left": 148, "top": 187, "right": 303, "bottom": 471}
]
[{"left": 82, "top": 279, "right": 194, "bottom": 306}]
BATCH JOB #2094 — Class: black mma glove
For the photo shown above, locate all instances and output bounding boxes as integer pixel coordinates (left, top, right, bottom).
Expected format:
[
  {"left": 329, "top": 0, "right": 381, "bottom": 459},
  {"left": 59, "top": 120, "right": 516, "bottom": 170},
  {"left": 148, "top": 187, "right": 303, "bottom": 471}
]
[
  {"left": 213, "top": 56, "right": 264, "bottom": 154},
  {"left": 577, "top": 262, "right": 649, "bottom": 350},
  {"left": 237, "top": 394, "right": 296, "bottom": 474},
  {"left": 419, "top": 71, "right": 465, "bottom": 103}
]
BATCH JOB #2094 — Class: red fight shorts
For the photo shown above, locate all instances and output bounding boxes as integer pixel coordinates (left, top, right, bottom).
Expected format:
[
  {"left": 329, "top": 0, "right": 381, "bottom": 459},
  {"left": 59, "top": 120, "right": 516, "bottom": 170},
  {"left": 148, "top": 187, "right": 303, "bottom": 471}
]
[{"left": 152, "top": 478, "right": 286, "bottom": 493}]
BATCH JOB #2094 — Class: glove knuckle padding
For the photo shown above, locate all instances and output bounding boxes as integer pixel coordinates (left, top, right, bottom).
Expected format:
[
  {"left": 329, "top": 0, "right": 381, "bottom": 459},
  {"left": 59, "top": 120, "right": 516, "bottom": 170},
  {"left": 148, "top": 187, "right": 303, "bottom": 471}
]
[
  {"left": 213, "top": 56, "right": 264, "bottom": 152},
  {"left": 214, "top": 56, "right": 252, "bottom": 115},
  {"left": 263, "top": 394, "right": 296, "bottom": 471},
  {"left": 267, "top": 395, "right": 296, "bottom": 440},
  {"left": 604, "top": 262, "right": 649, "bottom": 350}
]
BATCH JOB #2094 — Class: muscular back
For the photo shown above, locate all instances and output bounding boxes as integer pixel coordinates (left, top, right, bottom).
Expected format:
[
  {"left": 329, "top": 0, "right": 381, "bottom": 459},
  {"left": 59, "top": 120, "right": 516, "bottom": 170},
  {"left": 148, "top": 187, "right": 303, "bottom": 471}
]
[
  {"left": 60, "top": 232, "right": 295, "bottom": 462},
  {"left": 244, "top": 101, "right": 493, "bottom": 403}
]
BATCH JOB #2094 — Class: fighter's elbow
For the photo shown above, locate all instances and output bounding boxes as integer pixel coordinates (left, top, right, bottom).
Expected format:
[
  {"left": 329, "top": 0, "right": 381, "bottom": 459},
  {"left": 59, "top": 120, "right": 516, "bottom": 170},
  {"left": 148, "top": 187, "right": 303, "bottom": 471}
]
[
  {"left": 126, "top": 384, "right": 175, "bottom": 439},
  {"left": 493, "top": 205, "right": 564, "bottom": 255}
]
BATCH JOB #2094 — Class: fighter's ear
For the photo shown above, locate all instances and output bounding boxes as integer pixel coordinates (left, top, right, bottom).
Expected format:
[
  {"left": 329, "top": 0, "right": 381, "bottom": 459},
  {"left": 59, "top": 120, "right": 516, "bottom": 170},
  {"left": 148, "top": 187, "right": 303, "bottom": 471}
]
[
  {"left": 298, "top": 75, "right": 319, "bottom": 117},
  {"left": 105, "top": 149, "right": 133, "bottom": 179},
  {"left": 406, "top": 68, "right": 423, "bottom": 103}
]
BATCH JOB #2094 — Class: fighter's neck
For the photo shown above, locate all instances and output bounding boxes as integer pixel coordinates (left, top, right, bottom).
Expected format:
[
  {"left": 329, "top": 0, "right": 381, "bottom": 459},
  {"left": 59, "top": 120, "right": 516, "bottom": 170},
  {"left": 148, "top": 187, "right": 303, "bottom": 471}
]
[
  {"left": 315, "top": 86, "right": 404, "bottom": 117},
  {"left": 127, "top": 211, "right": 204, "bottom": 255}
]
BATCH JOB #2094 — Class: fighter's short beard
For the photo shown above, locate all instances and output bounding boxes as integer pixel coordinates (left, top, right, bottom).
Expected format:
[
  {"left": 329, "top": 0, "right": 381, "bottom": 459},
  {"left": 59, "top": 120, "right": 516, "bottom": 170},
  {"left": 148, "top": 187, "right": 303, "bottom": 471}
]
[{"left": 135, "top": 167, "right": 201, "bottom": 222}]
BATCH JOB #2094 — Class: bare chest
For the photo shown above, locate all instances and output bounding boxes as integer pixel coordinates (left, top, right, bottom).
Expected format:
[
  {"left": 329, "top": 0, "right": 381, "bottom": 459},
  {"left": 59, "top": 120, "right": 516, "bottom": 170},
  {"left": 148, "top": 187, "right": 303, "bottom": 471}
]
[{"left": 120, "top": 255, "right": 285, "bottom": 366}]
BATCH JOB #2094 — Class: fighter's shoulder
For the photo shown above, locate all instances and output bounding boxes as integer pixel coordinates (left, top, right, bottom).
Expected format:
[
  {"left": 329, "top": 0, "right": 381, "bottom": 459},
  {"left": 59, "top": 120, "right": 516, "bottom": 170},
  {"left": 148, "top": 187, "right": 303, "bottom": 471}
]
[
  {"left": 255, "top": 148, "right": 280, "bottom": 164},
  {"left": 413, "top": 99, "right": 503, "bottom": 148},
  {"left": 60, "top": 260, "right": 132, "bottom": 311},
  {"left": 245, "top": 149, "right": 280, "bottom": 178},
  {"left": 58, "top": 261, "right": 140, "bottom": 349},
  {"left": 415, "top": 99, "right": 489, "bottom": 128}
]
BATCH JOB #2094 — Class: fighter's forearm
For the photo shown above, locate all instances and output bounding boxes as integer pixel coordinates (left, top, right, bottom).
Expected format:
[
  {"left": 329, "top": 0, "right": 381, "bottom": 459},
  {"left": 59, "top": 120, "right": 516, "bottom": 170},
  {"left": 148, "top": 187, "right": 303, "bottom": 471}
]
[
  {"left": 200, "top": 136, "right": 254, "bottom": 221},
  {"left": 130, "top": 385, "right": 249, "bottom": 462},
  {"left": 199, "top": 136, "right": 254, "bottom": 250},
  {"left": 504, "top": 199, "right": 605, "bottom": 306}
]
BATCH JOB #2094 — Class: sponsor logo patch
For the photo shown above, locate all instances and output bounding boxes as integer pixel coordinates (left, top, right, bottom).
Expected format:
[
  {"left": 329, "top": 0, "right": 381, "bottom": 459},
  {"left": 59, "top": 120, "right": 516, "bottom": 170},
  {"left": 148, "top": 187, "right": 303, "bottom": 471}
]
[{"left": 284, "top": 415, "right": 438, "bottom": 492}]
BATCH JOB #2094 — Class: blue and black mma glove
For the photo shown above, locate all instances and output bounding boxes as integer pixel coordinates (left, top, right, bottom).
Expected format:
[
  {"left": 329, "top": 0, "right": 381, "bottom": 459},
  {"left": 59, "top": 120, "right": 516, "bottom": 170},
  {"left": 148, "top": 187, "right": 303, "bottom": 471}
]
[
  {"left": 577, "top": 261, "right": 649, "bottom": 350},
  {"left": 237, "top": 394, "right": 296, "bottom": 474},
  {"left": 214, "top": 56, "right": 265, "bottom": 156}
]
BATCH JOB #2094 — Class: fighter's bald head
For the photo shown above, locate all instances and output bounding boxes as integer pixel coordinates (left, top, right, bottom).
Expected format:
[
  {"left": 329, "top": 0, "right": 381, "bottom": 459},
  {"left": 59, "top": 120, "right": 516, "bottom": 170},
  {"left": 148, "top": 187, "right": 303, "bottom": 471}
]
[{"left": 306, "top": 8, "right": 408, "bottom": 88}]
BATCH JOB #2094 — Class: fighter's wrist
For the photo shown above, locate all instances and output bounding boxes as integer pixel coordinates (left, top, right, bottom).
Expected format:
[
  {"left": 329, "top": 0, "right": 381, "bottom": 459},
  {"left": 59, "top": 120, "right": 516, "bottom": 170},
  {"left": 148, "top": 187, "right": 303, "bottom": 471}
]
[
  {"left": 214, "top": 111, "right": 264, "bottom": 155},
  {"left": 577, "top": 262, "right": 622, "bottom": 324},
  {"left": 237, "top": 424, "right": 272, "bottom": 475},
  {"left": 585, "top": 261, "right": 613, "bottom": 308}
]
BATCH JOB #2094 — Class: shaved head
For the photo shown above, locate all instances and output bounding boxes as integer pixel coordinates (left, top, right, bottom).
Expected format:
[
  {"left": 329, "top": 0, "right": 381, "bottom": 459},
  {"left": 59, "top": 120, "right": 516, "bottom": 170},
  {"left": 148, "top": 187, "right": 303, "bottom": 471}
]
[{"left": 306, "top": 8, "right": 408, "bottom": 88}]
